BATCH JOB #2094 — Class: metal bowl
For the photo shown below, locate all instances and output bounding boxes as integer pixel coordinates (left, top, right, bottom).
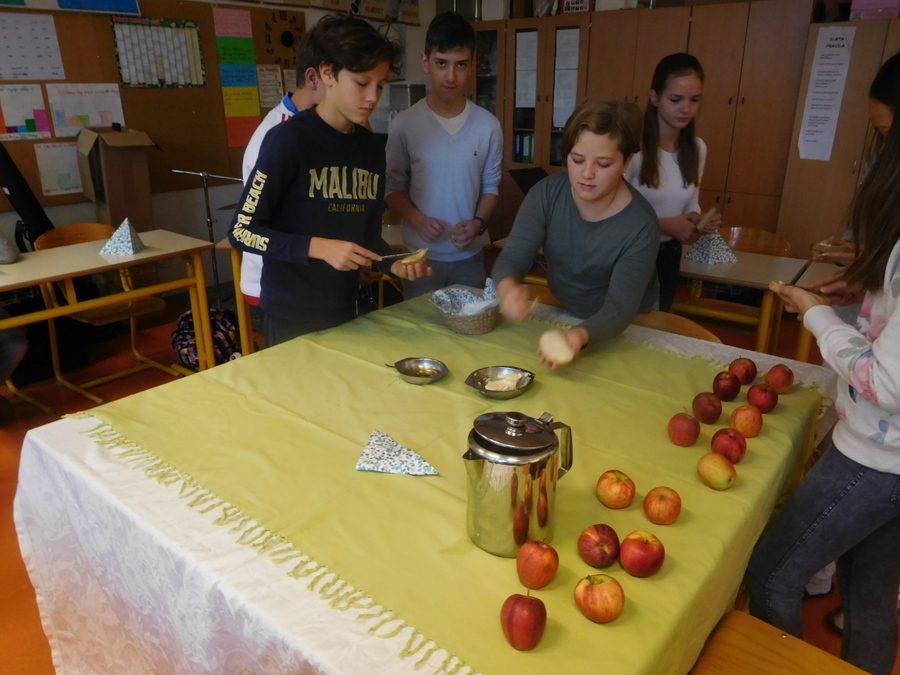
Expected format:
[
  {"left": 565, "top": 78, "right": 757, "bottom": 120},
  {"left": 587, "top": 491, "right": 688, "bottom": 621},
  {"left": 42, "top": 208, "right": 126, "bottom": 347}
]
[
  {"left": 465, "top": 366, "right": 535, "bottom": 399},
  {"left": 391, "top": 357, "right": 449, "bottom": 385}
]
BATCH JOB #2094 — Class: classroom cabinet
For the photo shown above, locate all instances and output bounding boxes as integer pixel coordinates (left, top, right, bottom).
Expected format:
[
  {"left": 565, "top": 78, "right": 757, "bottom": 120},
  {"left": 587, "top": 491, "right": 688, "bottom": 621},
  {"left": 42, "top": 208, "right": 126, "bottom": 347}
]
[
  {"left": 690, "top": 0, "right": 813, "bottom": 231},
  {"left": 777, "top": 19, "right": 900, "bottom": 255},
  {"left": 503, "top": 14, "right": 590, "bottom": 169},
  {"left": 470, "top": 20, "right": 506, "bottom": 121},
  {"left": 584, "top": 6, "right": 691, "bottom": 108}
]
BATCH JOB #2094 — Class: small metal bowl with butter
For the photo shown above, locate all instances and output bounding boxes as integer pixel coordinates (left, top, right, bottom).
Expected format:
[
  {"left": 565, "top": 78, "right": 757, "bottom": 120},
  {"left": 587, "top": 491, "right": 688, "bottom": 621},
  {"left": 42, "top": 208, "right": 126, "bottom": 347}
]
[
  {"left": 390, "top": 357, "right": 449, "bottom": 385},
  {"left": 465, "top": 366, "right": 535, "bottom": 399}
]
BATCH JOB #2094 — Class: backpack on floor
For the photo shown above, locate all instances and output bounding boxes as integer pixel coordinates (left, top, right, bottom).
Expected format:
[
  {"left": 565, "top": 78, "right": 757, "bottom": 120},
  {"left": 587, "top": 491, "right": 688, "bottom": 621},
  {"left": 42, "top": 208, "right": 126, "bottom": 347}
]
[{"left": 171, "top": 308, "right": 240, "bottom": 371}]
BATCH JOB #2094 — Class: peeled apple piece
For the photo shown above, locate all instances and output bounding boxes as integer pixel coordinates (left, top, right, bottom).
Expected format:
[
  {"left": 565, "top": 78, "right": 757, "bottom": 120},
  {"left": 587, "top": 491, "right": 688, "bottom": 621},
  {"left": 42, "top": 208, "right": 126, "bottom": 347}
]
[
  {"left": 539, "top": 330, "right": 575, "bottom": 365},
  {"left": 401, "top": 248, "right": 428, "bottom": 264}
]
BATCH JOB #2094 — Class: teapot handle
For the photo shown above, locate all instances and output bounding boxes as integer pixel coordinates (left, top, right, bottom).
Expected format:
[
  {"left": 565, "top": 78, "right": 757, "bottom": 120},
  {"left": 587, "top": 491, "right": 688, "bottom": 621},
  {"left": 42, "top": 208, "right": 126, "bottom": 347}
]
[{"left": 538, "top": 413, "right": 573, "bottom": 479}]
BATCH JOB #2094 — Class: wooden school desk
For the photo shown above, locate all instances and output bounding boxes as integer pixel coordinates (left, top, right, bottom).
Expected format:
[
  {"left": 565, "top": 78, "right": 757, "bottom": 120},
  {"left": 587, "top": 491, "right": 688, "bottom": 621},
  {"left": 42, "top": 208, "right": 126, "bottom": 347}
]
[
  {"left": 15, "top": 296, "right": 835, "bottom": 674},
  {"left": 0, "top": 229, "right": 215, "bottom": 377},
  {"left": 674, "top": 251, "right": 809, "bottom": 353}
]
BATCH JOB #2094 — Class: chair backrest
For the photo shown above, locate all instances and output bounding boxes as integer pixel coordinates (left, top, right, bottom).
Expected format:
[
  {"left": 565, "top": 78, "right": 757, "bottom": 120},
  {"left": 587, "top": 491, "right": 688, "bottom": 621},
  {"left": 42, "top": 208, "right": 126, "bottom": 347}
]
[
  {"left": 34, "top": 222, "right": 115, "bottom": 250},
  {"left": 522, "top": 274, "right": 561, "bottom": 307},
  {"left": 719, "top": 227, "right": 791, "bottom": 257},
  {"left": 631, "top": 311, "right": 722, "bottom": 343}
]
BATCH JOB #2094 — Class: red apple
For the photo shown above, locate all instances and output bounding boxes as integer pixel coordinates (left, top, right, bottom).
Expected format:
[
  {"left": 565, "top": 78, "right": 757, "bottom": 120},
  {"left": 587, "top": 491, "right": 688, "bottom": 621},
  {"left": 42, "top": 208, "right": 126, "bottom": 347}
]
[
  {"left": 578, "top": 523, "right": 620, "bottom": 568},
  {"left": 697, "top": 452, "right": 737, "bottom": 490},
  {"left": 712, "top": 371, "right": 742, "bottom": 401},
  {"left": 765, "top": 363, "right": 795, "bottom": 394},
  {"left": 711, "top": 427, "right": 747, "bottom": 464},
  {"left": 513, "top": 501, "right": 529, "bottom": 546},
  {"left": 667, "top": 412, "right": 700, "bottom": 447},
  {"left": 619, "top": 530, "right": 665, "bottom": 577},
  {"left": 747, "top": 383, "right": 779, "bottom": 414},
  {"left": 574, "top": 573, "right": 625, "bottom": 623},
  {"left": 517, "top": 540, "right": 559, "bottom": 590},
  {"left": 731, "top": 404, "right": 763, "bottom": 438},
  {"left": 692, "top": 392, "right": 722, "bottom": 424},
  {"left": 500, "top": 593, "right": 546, "bottom": 651},
  {"left": 728, "top": 357, "right": 758, "bottom": 385},
  {"left": 596, "top": 469, "right": 636, "bottom": 509},
  {"left": 642, "top": 486, "right": 682, "bottom": 525}
]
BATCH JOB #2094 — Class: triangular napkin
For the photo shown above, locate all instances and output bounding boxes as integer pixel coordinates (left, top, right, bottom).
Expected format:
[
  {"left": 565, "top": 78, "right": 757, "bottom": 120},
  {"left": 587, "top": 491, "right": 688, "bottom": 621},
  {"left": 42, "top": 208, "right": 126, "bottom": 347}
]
[
  {"left": 100, "top": 218, "right": 145, "bottom": 255},
  {"left": 684, "top": 231, "right": 737, "bottom": 265},
  {"left": 356, "top": 430, "right": 439, "bottom": 475}
]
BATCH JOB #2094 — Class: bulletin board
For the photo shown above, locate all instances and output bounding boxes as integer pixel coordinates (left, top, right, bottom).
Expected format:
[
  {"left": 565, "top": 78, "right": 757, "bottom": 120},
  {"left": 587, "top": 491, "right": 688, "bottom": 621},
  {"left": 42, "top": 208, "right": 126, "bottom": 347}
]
[{"left": 0, "top": 0, "right": 306, "bottom": 213}]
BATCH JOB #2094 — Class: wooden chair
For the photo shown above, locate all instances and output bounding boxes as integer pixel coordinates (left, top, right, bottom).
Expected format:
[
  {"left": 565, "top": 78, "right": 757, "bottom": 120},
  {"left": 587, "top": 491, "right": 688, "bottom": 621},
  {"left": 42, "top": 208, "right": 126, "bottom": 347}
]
[
  {"left": 631, "top": 311, "right": 722, "bottom": 343},
  {"left": 34, "top": 222, "right": 180, "bottom": 404},
  {"left": 691, "top": 610, "right": 864, "bottom": 674}
]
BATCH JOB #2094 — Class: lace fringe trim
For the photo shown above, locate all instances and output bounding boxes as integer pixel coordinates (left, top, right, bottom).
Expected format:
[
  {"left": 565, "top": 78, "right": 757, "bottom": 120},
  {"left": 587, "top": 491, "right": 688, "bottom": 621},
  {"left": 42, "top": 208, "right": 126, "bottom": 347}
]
[{"left": 75, "top": 415, "right": 476, "bottom": 675}]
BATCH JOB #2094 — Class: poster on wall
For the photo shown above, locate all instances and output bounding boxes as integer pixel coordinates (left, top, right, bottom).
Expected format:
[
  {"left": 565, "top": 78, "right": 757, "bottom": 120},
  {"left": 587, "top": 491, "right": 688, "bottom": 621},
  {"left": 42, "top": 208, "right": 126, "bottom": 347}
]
[
  {"left": 46, "top": 83, "right": 125, "bottom": 138},
  {"left": 0, "top": 13, "right": 65, "bottom": 81},
  {"left": 112, "top": 16, "right": 205, "bottom": 87},
  {"left": 0, "top": 85, "right": 51, "bottom": 141},
  {"left": 35, "top": 142, "right": 83, "bottom": 196}
]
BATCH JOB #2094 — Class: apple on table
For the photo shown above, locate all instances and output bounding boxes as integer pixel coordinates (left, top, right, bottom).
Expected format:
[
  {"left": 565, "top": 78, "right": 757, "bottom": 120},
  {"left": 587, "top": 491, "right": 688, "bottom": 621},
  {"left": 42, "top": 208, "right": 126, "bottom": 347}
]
[
  {"left": 765, "top": 363, "right": 794, "bottom": 393},
  {"left": 711, "top": 427, "right": 747, "bottom": 464},
  {"left": 596, "top": 469, "right": 636, "bottom": 509},
  {"left": 731, "top": 404, "right": 763, "bottom": 438},
  {"left": 642, "top": 486, "right": 682, "bottom": 525},
  {"left": 712, "top": 371, "right": 742, "bottom": 401},
  {"left": 697, "top": 452, "right": 737, "bottom": 490},
  {"left": 668, "top": 412, "right": 700, "bottom": 447},
  {"left": 578, "top": 523, "right": 620, "bottom": 568},
  {"left": 728, "top": 357, "right": 758, "bottom": 385},
  {"left": 517, "top": 540, "right": 559, "bottom": 590},
  {"left": 747, "top": 383, "right": 779, "bottom": 413},
  {"left": 574, "top": 573, "right": 625, "bottom": 623},
  {"left": 692, "top": 391, "right": 722, "bottom": 424},
  {"left": 619, "top": 530, "right": 666, "bottom": 577},
  {"left": 500, "top": 593, "right": 546, "bottom": 651}
]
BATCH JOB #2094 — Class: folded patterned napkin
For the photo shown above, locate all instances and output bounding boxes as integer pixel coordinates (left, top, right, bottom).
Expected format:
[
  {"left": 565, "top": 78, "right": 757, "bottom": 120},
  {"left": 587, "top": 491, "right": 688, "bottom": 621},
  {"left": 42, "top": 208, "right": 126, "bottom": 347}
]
[
  {"left": 356, "top": 430, "right": 439, "bottom": 476},
  {"left": 430, "top": 278, "right": 498, "bottom": 317},
  {"left": 684, "top": 232, "right": 737, "bottom": 265}
]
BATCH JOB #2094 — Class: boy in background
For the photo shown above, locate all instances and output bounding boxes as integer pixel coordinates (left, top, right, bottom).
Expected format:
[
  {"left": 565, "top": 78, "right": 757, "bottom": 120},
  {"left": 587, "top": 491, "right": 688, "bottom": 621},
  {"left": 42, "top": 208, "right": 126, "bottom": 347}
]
[
  {"left": 239, "top": 34, "right": 325, "bottom": 308},
  {"left": 385, "top": 12, "right": 502, "bottom": 297}
]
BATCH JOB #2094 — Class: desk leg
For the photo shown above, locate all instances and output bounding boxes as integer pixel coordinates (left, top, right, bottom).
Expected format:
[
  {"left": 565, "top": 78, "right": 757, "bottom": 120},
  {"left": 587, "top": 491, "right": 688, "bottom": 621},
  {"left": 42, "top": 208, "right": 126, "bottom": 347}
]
[
  {"left": 756, "top": 291, "right": 775, "bottom": 354},
  {"left": 229, "top": 247, "right": 254, "bottom": 356},
  {"left": 796, "top": 327, "right": 814, "bottom": 362},
  {"left": 187, "top": 251, "right": 215, "bottom": 370}
]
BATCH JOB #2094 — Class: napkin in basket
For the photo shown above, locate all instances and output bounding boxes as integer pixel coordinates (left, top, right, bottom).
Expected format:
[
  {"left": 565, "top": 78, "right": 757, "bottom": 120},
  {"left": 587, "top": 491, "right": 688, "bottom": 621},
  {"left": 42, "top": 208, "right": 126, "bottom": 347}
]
[
  {"left": 430, "top": 278, "right": 498, "bottom": 317},
  {"left": 683, "top": 231, "right": 737, "bottom": 265},
  {"left": 356, "top": 430, "right": 439, "bottom": 475}
]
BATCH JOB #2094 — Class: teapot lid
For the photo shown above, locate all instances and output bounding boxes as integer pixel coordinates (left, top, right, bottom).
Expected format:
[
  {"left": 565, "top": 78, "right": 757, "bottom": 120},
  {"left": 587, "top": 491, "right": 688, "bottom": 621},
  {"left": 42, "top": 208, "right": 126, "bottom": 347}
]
[{"left": 472, "top": 411, "right": 557, "bottom": 454}]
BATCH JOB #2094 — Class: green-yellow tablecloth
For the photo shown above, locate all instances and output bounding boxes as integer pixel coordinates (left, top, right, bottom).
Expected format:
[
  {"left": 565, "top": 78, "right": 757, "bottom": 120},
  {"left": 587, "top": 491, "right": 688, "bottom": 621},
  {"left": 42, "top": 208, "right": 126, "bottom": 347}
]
[{"left": 84, "top": 297, "right": 825, "bottom": 674}]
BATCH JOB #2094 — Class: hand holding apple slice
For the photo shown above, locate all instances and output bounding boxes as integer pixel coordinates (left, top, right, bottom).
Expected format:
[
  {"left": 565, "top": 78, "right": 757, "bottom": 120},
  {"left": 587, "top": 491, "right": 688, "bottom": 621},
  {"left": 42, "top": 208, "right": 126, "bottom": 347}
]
[{"left": 538, "top": 329, "right": 576, "bottom": 366}]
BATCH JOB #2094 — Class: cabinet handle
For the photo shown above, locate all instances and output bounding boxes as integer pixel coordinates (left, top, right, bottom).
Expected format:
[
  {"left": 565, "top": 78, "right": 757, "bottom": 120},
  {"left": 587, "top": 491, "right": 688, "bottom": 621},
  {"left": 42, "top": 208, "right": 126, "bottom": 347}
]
[
  {"left": 851, "top": 159, "right": 859, "bottom": 175},
  {"left": 740, "top": 97, "right": 746, "bottom": 105},
  {"left": 728, "top": 97, "right": 733, "bottom": 105},
  {"left": 726, "top": 196, "right": 732, "bottom": 204}
]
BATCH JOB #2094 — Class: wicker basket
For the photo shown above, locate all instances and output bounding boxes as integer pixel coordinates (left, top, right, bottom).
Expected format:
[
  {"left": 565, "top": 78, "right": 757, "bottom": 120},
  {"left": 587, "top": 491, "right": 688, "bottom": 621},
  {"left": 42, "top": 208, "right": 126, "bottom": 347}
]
[{"left": 432, "top": 286, "right": 499, "bottom": 335}]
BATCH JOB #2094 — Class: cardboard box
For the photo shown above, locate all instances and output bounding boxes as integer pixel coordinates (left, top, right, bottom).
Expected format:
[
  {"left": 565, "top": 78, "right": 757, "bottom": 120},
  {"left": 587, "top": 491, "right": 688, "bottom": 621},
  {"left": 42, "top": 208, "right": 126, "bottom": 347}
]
[{"left": 76, "top": 127, "right": 155, "bottom": 232}]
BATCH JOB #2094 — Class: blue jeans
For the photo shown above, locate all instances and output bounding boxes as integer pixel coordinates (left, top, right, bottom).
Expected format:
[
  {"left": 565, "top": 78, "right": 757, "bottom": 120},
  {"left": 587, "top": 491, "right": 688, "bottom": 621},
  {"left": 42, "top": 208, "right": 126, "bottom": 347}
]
[{"left": 747, "top": 445, "right": 900, "bottom": 675}]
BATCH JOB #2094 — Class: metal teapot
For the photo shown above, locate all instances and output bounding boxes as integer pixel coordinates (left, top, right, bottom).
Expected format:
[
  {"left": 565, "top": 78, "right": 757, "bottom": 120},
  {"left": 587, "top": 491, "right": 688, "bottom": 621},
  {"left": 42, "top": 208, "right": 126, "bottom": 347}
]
[{"left": 463, "top": 411, "right": 573, "bottom": 557}]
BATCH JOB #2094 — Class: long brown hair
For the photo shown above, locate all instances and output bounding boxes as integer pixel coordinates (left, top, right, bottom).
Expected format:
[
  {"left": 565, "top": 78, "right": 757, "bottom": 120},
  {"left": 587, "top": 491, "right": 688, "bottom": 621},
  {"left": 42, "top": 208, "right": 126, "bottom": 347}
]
[
  {"left": 845, "top": 51, "right": 900, "bottom": 292},
  {"left": 638, "top": 53, "right": 703, "bottom": 189}
]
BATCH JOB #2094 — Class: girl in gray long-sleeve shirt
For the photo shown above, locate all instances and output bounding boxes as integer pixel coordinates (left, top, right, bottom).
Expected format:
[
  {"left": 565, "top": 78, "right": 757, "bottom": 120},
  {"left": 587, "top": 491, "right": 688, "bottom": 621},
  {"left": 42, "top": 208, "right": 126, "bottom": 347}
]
[{"left": 492, "top": 100, "right": 660, "bottom": 367}]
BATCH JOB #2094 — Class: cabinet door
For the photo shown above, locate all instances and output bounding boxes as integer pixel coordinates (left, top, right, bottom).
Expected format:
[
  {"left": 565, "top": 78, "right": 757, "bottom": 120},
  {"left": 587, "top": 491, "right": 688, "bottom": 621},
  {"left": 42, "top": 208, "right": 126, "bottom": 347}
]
[
  {"left": 505, "top": 20, "right": 543, "bottom": 167},
  {"left": 699, "top": 189, "right": 725, "bottom": 214},
  {"left": 726, "top": 0, "right": 813, "bottom": 196},
  {"left": 546, "top": 14, "right": 589, "bottom": 167},
  {"left": 721, "top": 192, "right": 782, "bottom": 232},
  {"left": 777, "top": 20, "right": 889, "bottom": 254},
  {"left": 688, "top": 2, "right": 749, "bottom": 194},
  {"left": 472, "top": 20, "right": 506, "bottom": 123},
  {"left": 885, "top": 17, "right": 900, "bottom": 56},
  {"left": 585, "top": 9, "right": 638, "bottom": 102},
  {"left": 631, "top": 6, "right": 691, "bottom": 108}
]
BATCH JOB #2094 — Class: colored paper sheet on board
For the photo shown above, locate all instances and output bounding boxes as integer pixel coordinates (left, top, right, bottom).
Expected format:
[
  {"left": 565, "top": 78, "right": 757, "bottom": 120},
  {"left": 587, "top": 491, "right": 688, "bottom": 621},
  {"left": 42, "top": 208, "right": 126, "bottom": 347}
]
[
  {"left": 35, "top": 142, "right": 83, "bottom": 196},
  {"left": 222, "top": 87, "right": 259, "bottom": 117},
  {"left": 226, "top": 116, "right": 259, "bottom": 148},
  {"left": 0, "top": 84, "right": 51, "bottom": 140},
  {"left": 217, "top": 36, "right": 255, "bottom": 65},
  {"left": 220, "top": 64, "right": 257, "bottom": 88},
  {"left": 212, "top": 7, "right": 252, "bottom": 38}
]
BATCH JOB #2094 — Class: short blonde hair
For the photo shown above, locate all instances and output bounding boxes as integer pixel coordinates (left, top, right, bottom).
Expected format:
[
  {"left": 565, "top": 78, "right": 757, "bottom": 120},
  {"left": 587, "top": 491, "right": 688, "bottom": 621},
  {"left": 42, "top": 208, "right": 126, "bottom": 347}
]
[{"left": 560, "top": 100, "right": 642, "bottom": 160}]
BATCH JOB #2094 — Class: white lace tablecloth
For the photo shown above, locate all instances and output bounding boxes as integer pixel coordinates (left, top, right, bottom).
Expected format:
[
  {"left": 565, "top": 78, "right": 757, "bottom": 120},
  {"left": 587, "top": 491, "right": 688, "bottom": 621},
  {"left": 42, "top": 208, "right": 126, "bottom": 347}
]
[{"left": 15, "top": 416, "right": 449, "bottom": 675}]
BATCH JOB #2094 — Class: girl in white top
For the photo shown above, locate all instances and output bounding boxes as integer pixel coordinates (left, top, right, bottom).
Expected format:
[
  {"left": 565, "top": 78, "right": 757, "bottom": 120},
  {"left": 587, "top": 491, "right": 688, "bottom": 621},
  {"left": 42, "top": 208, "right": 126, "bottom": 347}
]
[{"left": 625, "top": 53, "right": 720, "bottom": 310}]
